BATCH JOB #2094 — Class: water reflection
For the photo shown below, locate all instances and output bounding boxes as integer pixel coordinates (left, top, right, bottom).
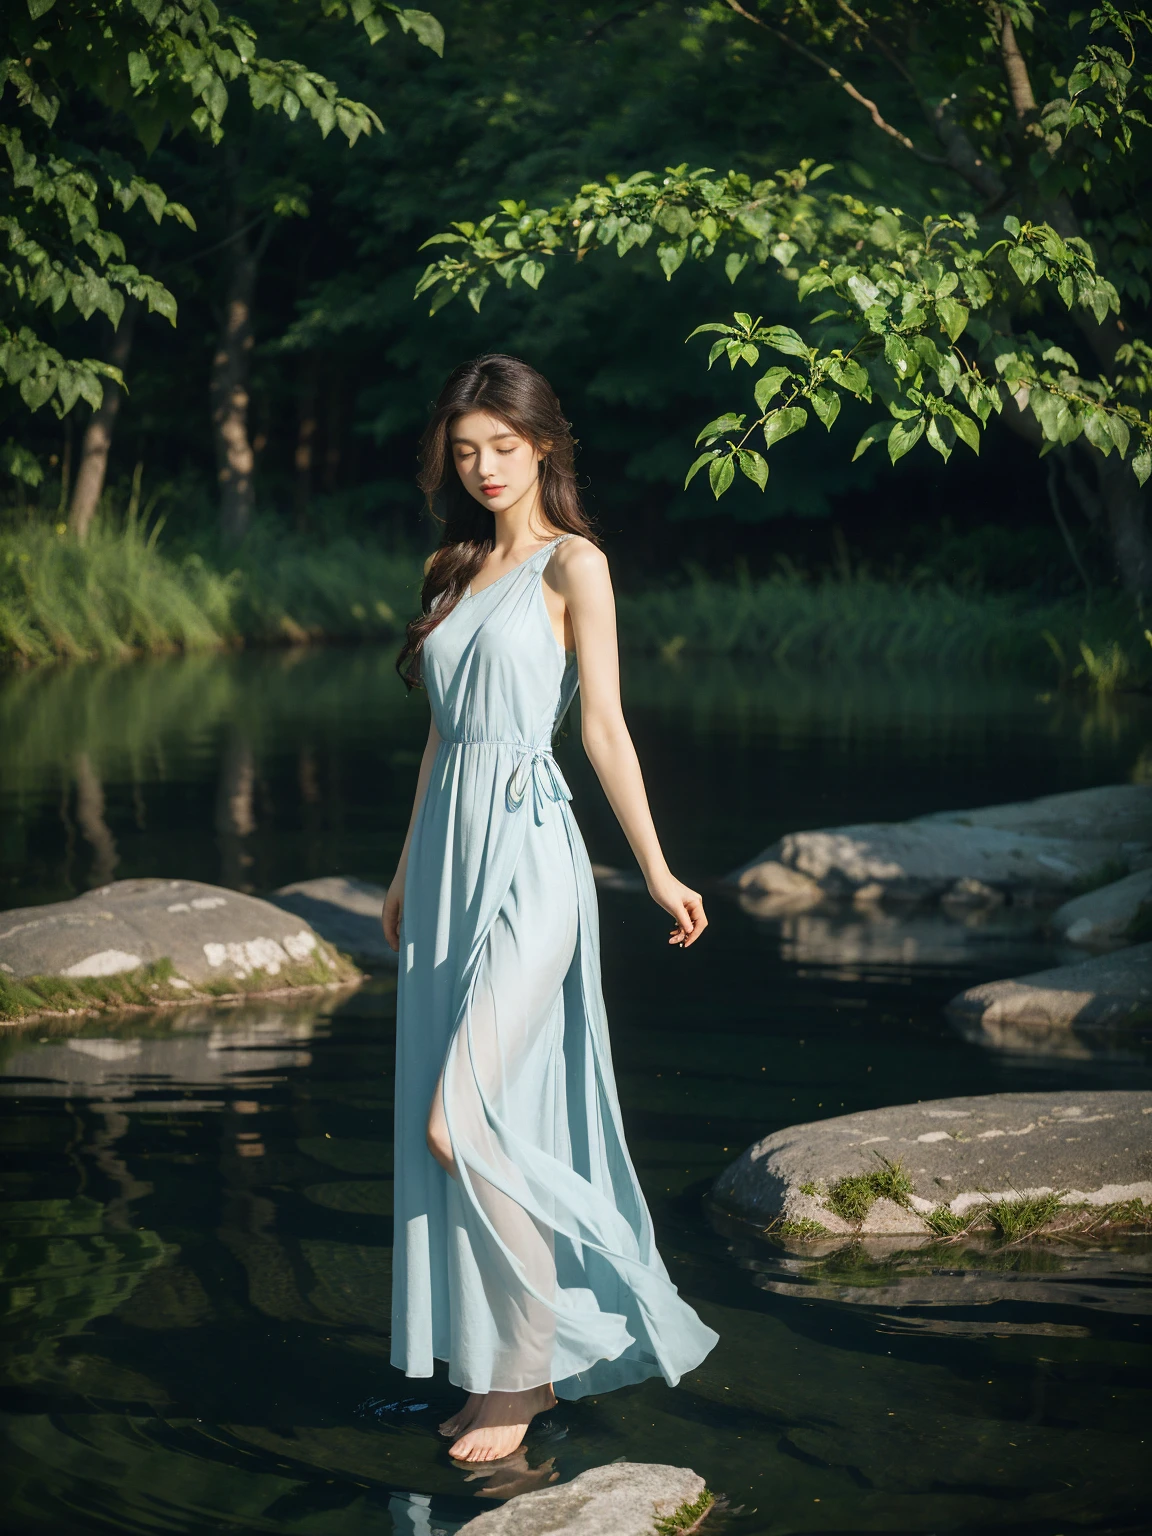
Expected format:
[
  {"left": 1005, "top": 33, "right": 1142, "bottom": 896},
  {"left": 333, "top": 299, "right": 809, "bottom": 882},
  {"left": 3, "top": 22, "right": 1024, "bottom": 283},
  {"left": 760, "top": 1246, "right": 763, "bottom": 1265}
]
[
  {"left": 3, "top": 650, "right": 1152, "bottom": 1532},
  {"left": 738, "top": 900, "right": 1053, "bottom": 976},
  {"left": 1, "top": 990, "right": 1150, "bottom": 1535}
]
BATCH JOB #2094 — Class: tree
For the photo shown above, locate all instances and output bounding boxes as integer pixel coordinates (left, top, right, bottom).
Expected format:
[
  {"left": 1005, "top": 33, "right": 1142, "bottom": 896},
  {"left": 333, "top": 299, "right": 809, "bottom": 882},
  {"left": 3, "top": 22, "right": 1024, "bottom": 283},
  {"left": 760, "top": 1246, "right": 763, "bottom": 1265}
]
[
  {"left": 1, "top": 0, "right": 442, "bottom": 533},
  {"left": 415, "top": 2, "right": 1152, "bottom": 596}
]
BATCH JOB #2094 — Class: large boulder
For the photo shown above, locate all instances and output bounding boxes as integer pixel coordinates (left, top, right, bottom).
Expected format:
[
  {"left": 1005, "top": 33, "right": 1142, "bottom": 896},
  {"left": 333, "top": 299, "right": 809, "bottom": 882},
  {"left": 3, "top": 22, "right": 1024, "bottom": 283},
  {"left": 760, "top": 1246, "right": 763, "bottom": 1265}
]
[
  {"left": 711, "top": 1091, "right": 1152, "bottom": 1236},
  {"left": 947, "top": 943, "right": 1152, "bottom": 1033},
  {"left": 0, "top": 878, "right": 356, "bottom": 995},
  {"left": 730, "top": 784, "right": 1152, "bottom": 909},
  {"left": 454, "top": 1463, "right": 708, "bottom": 1536},
  {"left": 269, "top": 877, "right": 397, "bottom": 968},
  {"left": 1051, "top": 868, "right": 1152, "bottom": 951}
]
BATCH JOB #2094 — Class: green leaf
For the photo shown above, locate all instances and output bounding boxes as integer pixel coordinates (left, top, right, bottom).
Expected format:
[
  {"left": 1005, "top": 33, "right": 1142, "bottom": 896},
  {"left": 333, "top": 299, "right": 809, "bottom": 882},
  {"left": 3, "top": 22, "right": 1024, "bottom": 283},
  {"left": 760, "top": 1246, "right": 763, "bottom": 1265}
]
[
  {"left": 709, "top": 454, "right": 735, "bottom": 499},
  {"left": 762, "top": 405, "right": 807, "bottom": 450},
  {"left": 926, "top": 416, "right": 954, "bottom": 462},
  {"left": 658, "top": 241, "right": 687, "bottom": 279},
  {"left": 754, "top": 367, "right": 792, "bottom": 412},
  {"left": 761, "top": 325, "right": 810, "bottom": 360},
  {"left": 27, "top": 0, "right": 57, "bottom": 16},
  {"left": 852, "top": 421, "right": 892, "bottom": 460},
  {"left": 888, "top": 416, "right": 925, "bottom": 464},
  {"left": 707, "top": 340, "right": 727, "bottom": 370},
  {"left": 935, "top": 295, "right": 968, "bottom": 343},
  {"left": 826, "top": 357, "right": 870, "bottom": 397},
  {"left": 394, "top": 8, "right": 445, "bottom": 55},
  {"left": 737, "top": 449, "right": 768, "bottom": 490},
  {"left": 810, "top": 385, "right": 840, "bottom": 430},
  {"left": 1009, "top": 245, "right": 1039, "bottom": 286},
  {"left": 738, "top": 343, "right": 759, "bottom": 368},
  {"left": 1132, "top": 446, "right": 1151, "bottom": 487},
  {"left": 1084, "top": 408, "right": 1114, "bottom": 456},
  {"left": 951, "top": 413, "right": 980, "bottom": 455},
  {"left": 1002, "top": 214, "right": 1021, "bottom": 237},
  {"left": 1107, "top": 413, "right": 1131, "bottom": 458},
  {"left": 521, "top": 259, "right": 545, "bottom": 290},
  {"left": 725, "top": 252, "right": 748, "bottom": 284},
  {"left": 695, "top": 412, "right": 745, "bottom": 446},
  {"left": 797, "top": 268, "right": 833, "bottom": 301},
  {"left": 686, "top": 322, "right": 735, "bottom": 340},
  {"left": 685, "top": 450, "right": 719, "bottom": 488}
]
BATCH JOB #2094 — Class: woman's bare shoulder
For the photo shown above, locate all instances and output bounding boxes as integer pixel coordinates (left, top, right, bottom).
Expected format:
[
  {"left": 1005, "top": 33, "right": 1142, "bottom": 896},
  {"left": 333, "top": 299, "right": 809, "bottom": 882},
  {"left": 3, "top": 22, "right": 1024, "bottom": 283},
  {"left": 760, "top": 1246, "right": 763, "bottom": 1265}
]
[{"left": 550, "top": 535, "right": 609, "bottom": 585}]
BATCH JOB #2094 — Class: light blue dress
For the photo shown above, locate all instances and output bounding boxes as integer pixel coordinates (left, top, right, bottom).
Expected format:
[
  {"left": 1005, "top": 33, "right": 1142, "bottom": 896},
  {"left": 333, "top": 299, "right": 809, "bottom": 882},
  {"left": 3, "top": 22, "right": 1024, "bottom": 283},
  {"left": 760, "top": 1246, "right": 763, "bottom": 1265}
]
[{"left": 391, "top": 535, "right": 718, "bottom": 1399}]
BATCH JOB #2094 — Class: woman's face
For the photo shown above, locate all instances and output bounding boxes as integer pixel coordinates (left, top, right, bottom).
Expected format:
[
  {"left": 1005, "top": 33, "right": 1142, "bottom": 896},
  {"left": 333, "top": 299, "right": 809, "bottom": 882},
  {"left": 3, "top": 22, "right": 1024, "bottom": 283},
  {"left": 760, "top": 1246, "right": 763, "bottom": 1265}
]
[{"left": 450, "top": 411, "right": 543, "bottom": 515}]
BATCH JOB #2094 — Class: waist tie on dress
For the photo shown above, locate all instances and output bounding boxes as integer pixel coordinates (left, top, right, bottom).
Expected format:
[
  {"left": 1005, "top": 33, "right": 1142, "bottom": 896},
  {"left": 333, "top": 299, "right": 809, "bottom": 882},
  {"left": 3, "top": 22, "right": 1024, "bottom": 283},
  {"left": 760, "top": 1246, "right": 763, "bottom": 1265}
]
[{"left": 444, "top": 736, "right": 572, "bottom": 824}]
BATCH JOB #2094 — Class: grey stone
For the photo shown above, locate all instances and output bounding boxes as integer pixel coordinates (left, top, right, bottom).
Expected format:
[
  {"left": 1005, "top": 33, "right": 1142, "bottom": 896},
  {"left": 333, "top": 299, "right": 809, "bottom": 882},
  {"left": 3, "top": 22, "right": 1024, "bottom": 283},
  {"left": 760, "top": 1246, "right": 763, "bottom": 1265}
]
[
  {"left": 0, "top": 878, "right": 343, "bottom": 988},
  {"left": 730, "top": 784, "right": 1152, "bottom": 906},
  {"left": 455, "top": 1463, "right": 707, "bottom": 1536},
  {"left": 710, "top": 1091, "right": 1152, "bottom": 1235},
  {"left": 947, "top": 943, "right": 1152, "bottom": 1032},
  {"left": 270, "top": 877, "right": 397, "bottom": 968},
  {"left": 1051, "top": 869, "right": 1152, "bottom": 950}
]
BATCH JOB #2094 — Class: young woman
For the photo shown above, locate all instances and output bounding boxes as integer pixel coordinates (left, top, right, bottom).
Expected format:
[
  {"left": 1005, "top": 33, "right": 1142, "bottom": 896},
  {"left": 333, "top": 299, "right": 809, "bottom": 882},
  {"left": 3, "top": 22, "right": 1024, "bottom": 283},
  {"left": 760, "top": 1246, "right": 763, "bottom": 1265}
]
[{"left": 382, "top": 354, "right": 718, "bottom": 1465}]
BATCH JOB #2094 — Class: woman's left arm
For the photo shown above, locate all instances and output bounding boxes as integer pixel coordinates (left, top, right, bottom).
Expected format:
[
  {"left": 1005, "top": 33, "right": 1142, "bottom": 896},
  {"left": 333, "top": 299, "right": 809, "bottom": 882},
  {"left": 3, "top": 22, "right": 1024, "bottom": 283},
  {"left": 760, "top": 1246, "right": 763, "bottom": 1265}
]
[{"left": 550, "top": 540, "right": 707, "bottom": 949}]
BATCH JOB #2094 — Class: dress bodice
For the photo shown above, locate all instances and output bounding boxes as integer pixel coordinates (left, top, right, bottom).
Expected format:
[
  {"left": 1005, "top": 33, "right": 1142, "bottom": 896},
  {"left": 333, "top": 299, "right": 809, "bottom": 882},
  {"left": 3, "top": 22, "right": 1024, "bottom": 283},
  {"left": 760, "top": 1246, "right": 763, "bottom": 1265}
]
[{"left": 422, "top": 536, "right": 578, "bottom": 751}]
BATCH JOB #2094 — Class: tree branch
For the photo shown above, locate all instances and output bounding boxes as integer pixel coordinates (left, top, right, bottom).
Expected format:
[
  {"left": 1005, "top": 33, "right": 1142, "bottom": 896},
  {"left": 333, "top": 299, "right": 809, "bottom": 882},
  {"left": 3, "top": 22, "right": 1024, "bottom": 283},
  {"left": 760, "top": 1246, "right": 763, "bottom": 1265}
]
[
  {"left": 723, "top": 0, "right": 947, "bottom": 165},
  {"left": 831, "top": 0, "right": 1006, "bottom": 202}
]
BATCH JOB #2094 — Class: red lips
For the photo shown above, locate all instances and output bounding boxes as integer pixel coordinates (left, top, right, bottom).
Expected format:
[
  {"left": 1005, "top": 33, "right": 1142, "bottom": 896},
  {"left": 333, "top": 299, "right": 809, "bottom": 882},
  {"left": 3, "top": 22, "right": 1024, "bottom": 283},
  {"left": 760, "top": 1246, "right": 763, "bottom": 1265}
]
[{"left": 481, "top": 486, "right": 503, "bottom": 496}]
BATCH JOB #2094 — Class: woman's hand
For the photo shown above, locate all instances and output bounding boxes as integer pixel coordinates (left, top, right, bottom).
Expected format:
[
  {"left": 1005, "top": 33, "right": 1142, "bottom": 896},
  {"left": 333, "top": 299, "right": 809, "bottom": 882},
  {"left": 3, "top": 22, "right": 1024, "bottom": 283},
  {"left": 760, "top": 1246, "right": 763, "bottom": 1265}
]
[
  {"left": 647, "top": 871, "right": 708, "bottom": 949},
  {"left": 381, "top": 880, "right": 403, "bottom": 953}
]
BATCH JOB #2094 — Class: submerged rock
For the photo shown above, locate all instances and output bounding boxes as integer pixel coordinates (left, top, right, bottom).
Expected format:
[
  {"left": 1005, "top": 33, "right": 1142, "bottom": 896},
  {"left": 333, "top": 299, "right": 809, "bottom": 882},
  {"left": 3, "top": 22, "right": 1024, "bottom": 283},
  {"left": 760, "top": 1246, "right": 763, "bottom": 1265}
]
[
  {"left": 270, "top": 876, "right": 397, "bottom": 968},
  {"left": 710, "top": 1091, "right": 1152, "bottom": 1236},
  {"left": 0, "top": 878, "right": 356, "bottom": 1004},
  {"left": 947, "top": 943, "right": 1152, "bottom": 1033},
  {"left": 454, "top": 1462, "right": 708, "bottom": 1536},
  {"left": 731, "top": 784, "right": 1152, "bottom": 909},
  {"left": 1051, "top": 868, "right": 1152, "bottom": 951}
]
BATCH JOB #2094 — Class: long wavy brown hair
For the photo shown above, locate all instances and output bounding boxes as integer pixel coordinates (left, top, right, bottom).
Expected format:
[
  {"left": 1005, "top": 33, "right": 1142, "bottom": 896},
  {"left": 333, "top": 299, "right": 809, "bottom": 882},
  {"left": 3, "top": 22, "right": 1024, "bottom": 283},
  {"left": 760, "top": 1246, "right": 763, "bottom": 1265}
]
[{"left": 396, "top": 354, "right": 599, "bottom": 688}]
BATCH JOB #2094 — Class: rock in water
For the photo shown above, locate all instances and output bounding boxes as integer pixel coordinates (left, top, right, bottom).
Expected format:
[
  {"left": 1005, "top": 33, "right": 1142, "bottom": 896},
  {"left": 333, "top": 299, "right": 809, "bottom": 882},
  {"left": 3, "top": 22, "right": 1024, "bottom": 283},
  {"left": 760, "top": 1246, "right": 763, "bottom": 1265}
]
[
  {"left": 454, "top": 1463, "right": 708, "bottom": 1536},
  {"left": 0, "top": 878, "right": 351, "bottom": 989},
  {"left": 1051, "top": 869, "right": 1152, "bottom": 951},
  {"left": 711, "top": 1092, "right": 1152, "bottom": 1235},
  {"left": 730, "top": 784, "right": 1152, "bottom": 908},
  {"left": 270, "top": 876, "right": 398, "bottom": 967},
  {"left": 948, "top": 944, "right": 1152, "bottom": 1034}
]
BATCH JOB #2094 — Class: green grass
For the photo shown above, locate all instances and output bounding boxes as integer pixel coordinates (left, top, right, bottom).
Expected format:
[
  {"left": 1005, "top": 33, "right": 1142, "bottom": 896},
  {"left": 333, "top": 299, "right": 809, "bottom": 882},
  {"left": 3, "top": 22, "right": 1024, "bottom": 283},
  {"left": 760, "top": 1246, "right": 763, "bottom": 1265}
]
[
  {"left": 654, "top": 1488, "right": 716, "bottom": 1535},
  {"left": 826, "top": 1158, "right": 914, "bottom": 1223},
  {"left": 986, "top": 1191, "right": 1067, "bottom": 1241},
  {"left": 0, "top": 946, "right": 361, "bottom": 1023},
  {"left": 2, "top": 512, "right": 1147, "bottom": 689},
  {"left": 779, "top": 1217, "right": 829, "bottom": 1238},
  {"left": 617, "top": 566, "right": 1149, "bottom": 686},
  {"left": 0, "top": 516, "right": 422, "bottom": 666},
  {"left": 924, "top": 1205, "right": 973, "bottom": 1236}
]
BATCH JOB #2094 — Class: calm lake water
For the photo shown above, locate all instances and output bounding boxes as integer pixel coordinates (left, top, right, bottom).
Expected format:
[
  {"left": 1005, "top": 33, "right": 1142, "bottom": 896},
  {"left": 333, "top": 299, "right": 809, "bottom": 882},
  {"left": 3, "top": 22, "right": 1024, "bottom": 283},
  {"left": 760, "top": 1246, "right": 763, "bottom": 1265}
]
[{"left": 1, "top": 648, "right": 1151, "bottom": 1534}]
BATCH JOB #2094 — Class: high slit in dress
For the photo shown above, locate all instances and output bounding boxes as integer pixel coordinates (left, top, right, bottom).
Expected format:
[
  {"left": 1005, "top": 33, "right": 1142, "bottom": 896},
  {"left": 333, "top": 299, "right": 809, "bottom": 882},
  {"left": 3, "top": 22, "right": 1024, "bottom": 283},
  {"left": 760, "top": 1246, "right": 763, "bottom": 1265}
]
[{"left": 391, "top": 535, "right": 718, "bottom": 1399}]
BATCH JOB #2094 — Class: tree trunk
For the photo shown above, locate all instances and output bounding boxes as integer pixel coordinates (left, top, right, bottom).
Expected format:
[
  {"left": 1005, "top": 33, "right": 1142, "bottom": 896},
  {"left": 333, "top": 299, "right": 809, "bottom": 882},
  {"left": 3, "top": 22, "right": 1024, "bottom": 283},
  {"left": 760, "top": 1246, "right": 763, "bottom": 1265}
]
[
  {"left": 68, "top": 303, "right": 138, "bottom": 542},
  {"left": 294, "top": 356, "right": 318, "bottom": 533},
  {"left": 73, "top": 752, "right": 119, "bottom": 888},
  {"left": 1095, "top": 452, "right": 1152, "bottom": 602},
  {"left": 210, "top": 211, "right": 260, "bottom": 542},
  {"left": 215, "top": 730, "right": 256, "bottom": 889}
]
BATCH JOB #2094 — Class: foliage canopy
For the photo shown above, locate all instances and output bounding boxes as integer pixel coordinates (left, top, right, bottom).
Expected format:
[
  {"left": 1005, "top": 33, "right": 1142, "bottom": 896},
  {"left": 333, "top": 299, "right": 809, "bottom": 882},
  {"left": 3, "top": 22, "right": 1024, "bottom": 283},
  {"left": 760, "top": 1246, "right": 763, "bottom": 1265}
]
[
  {"left": 415, "top": 3, "right": 1152, "bottom": 522},
  {"left": 0, "top": 0, "right": 441, "bottom": 437}
]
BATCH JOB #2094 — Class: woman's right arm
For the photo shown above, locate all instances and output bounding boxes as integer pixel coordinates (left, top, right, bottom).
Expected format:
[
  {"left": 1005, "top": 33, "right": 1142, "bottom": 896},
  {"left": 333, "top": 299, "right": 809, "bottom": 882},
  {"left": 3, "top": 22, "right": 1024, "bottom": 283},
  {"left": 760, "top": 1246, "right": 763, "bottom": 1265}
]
[{"left": 381, "top": 715, "right": 441, "bottom": 952}]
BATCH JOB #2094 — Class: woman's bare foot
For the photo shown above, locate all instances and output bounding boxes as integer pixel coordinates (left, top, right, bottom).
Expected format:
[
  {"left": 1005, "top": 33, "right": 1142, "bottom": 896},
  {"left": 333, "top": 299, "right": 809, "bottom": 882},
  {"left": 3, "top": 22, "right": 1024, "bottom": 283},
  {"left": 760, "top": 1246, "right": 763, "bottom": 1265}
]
[
  {"left": 439, "top": 1393, "right": 483, "bottom": 1438},
  {"left": 449, "top": 1384, "right": 557, "bottom": 1463}
]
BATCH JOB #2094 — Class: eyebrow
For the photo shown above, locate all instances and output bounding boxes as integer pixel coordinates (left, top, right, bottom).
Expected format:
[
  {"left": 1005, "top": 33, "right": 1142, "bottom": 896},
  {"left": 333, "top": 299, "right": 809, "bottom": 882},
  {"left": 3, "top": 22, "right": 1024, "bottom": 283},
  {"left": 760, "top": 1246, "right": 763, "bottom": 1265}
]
[{"left": 450, "top": 429, "right": 519, "bottom": 444}]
